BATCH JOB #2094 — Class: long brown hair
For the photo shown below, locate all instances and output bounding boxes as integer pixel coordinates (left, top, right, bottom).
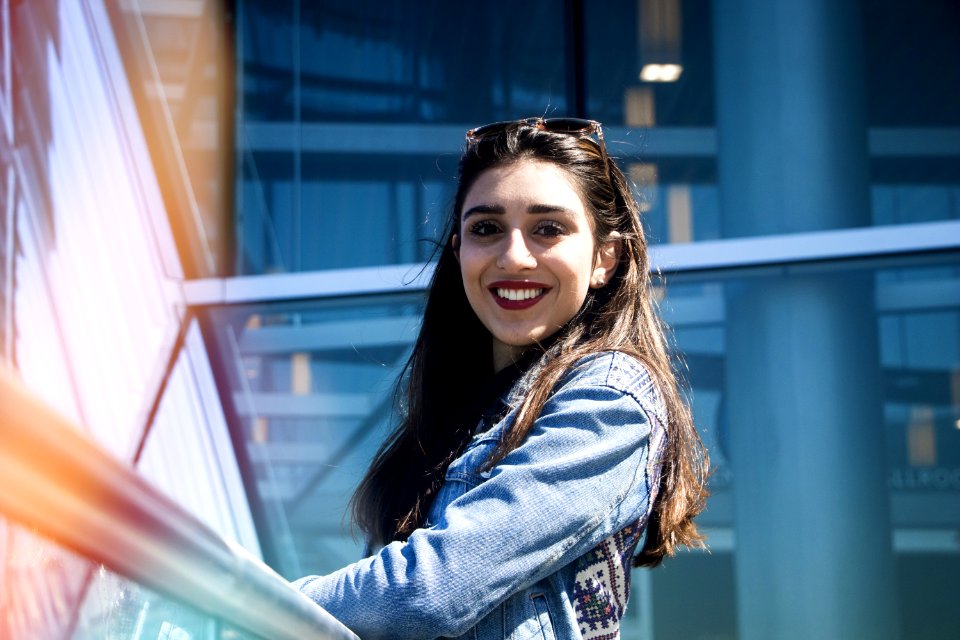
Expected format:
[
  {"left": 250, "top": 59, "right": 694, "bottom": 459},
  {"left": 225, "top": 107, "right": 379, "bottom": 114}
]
[{"left": 352, "top": 123, "right": 709, "bottom": 566}]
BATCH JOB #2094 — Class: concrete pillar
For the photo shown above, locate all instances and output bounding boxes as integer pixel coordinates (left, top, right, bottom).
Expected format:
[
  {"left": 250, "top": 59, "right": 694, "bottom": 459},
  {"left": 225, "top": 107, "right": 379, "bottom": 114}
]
[{"left": 712, "top": 0, "right": 900, "bottom": 637}]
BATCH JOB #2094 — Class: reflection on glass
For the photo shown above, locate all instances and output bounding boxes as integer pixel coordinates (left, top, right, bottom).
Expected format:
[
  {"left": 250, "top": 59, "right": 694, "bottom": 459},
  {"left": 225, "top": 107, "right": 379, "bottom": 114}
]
[
  {"left": 239, "top": 0, "right": 567, "bottom": 124},
  {"left": 205, "top": 294, "right": 425, "bottom": 578},
  {"left": 656, "top": 254, "right": 960, "bottom": 639},
  {"left": 137, "top": 322, "right": 261, "bottom": 554},
  {"left": 235, "top": 0, "right": 569, "bottom": 275},
  {"left": 628, "top": 160, "right": 720, "bottom": 245},
  {"left": 0, "top": 519, "right": 255, "bottom": 640},
  {"left": 0, "top": 518, "right": 89, "bottom": 639},
  {"left": 73, "top": 566, "right": 226, "bottom": 640},
  {"left": 199, "top": 253, "right": 959, "bottom": 638},
  {"left": 106, "top": 0, "right": 233, "bottom": 277},
  {"left": 586, "top": 0, "right": 715, "bottom": 127},
  {"left": 639, "top": 64, "right": 683, "bottom": 83}
]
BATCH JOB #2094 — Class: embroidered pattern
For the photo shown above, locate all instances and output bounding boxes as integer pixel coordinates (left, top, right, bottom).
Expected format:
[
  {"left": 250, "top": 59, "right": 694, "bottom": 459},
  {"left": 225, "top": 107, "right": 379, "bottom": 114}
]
[
  {"left": 572, "top": 523, "right": 644, "bottom": 640},
  {"left": 573, "top": 389, "right": 668, "bottom": 640}
]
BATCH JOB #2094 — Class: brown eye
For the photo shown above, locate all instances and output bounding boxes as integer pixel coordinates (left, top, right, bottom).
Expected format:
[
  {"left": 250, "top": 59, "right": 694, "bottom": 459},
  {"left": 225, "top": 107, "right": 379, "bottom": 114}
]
[
  {"left": 534, "top": 221, "right": 566, "bottom": 238},
  {"left": 469, "top": 221, "right": 501, "bottom": 237}
]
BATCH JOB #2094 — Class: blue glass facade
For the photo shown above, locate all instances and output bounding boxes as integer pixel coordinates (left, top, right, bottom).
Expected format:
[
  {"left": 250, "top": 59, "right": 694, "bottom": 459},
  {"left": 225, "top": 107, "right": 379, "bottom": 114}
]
[
  {"left": 1, "top": 0, "right": 958, "bottom": 638},
  {"left": 234, "top": 0, "right": 960, "bottom": 274},
  {"left": 225, "top": 1, "right": 960, "bottom": 638}
]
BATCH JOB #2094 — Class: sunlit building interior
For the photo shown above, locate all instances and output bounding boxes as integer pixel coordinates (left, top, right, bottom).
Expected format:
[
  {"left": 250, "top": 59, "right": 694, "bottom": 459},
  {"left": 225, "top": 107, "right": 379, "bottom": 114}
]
[{"left": 1, "top": 0, "right": 958, "bottom": 638}]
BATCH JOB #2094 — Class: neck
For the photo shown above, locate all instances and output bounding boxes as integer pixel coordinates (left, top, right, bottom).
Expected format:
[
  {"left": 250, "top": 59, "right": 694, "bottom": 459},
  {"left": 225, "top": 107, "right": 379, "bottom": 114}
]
[{"left": 492, "top": 342, "right": 528, "bottom": 373}]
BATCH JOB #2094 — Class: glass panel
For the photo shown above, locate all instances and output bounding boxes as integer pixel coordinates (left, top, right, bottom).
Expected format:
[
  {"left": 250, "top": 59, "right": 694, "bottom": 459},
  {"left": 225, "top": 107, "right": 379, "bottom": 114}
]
[
  {"left": 137, "top": 321, "right": 260, "bottom": 553},
  {"left": 586, "top": 0, "right": 960, "bottom": 242},
  {"left": 871, "top": 159, "right": 960, "bottom": 226},
  {"left": 586, "top": 0, "right": 960, "bottom": 130},
  {"left": 632, "top": 161, "right": 959, "bottom": 245},
  {"left": 0, "top": 518, "right": 254, "bottom": 640},
  {"left": 586, "top": 0, "right": 716, "bottom": 128},
  {"left": 7, "top": 0, "right": 186, "bottom": 455},
  {"left": 72, "top": 567, "right": 259, "bottom": 640},
  {"left": 204, "top": 252, "right": 958, "bottom": 638},
  {"left": 654, "top": 253, "right": 960, "bottom": 639},
  {"left": 238, "top": 151, "right": 457, "bottom": 273},
  {"left": 896, "top": 554, "right": 960, "bottom": 640},
  {"left": 235, "top": 0, "right": 568, "bottom": 274},
  {"left": 106, "top": 0, "right": 233, "bottom": 277},
  {"left": 233, "top": 0, "right": 960, "bottom": 271},
  {"left": 649, "top": 553, "right": 737, "bottom": 640},
  {"left": 864, "top": 0, "right": 960, "bottom": 128},
  {"left": 203, "top": 293, "right": 425, "bottom": 578},
  {"left": 0, "top": 518, "right": 89, "bottom": 639},
  {"left": 629, "top": 167, "right": 960, "bottom": 247},
  {"left": 239, "top": 0, "right": 567, "bottom": 125},
  {"left": 628, "top": 159, "right": 720, "bottom": 244}
]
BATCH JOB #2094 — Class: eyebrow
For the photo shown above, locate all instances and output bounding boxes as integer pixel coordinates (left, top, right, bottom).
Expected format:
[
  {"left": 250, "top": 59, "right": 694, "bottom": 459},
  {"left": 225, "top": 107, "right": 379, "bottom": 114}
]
[{"left": 462, "top": 203, "right": 577, "bottom": 220}]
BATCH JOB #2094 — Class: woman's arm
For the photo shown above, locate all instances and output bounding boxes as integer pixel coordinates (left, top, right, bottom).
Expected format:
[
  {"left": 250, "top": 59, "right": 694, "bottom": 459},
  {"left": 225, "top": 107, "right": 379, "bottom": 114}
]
[{"left": 295, "top": 353, "right": 664, "bottom": 639}]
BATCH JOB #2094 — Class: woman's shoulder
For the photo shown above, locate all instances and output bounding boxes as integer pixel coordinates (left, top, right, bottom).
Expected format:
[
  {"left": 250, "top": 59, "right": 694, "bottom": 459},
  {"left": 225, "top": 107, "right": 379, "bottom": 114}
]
[
  {"left": 557, "top": 351, "right": 667, "bottom": 423},
  {"left": 560, "top": 350, "right": 652, "bottom": 389}
]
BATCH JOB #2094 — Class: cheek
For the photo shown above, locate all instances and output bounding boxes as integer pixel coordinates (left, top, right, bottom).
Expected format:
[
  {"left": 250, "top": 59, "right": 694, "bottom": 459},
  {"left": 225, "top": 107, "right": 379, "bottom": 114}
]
[
  {"left": 457, "top": 248, "right": 488, "bottom": 297},
  {"left": 457, "top": 247, "right": 477, "bottom": 277},
  {"left": 561, "top": 243, "right": 599, "bottom": 284},
  {"left": 565, "top": 278, "right": 592, "bottom": 306}
]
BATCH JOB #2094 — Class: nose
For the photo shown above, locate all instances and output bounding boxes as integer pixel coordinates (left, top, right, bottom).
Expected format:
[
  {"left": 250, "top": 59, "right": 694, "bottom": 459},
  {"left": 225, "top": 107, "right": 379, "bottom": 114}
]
[{"left": 496, "top": 229, "right": 537, "bottom": 271}]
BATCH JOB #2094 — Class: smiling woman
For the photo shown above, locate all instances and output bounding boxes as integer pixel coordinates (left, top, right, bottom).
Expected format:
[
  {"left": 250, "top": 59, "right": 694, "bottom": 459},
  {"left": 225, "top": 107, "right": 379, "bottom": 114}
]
[
  {"left": 293, "top": 119, "right": 710, "bottom": 640},
  {"left": 456, "top": 160, "right": 619, "bottom": 371}
]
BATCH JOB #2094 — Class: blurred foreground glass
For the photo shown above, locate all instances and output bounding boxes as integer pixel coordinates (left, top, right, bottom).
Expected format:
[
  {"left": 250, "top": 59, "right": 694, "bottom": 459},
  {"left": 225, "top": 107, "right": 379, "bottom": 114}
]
[{"left": 0, "top": 518, "right": 256, "bottom": 640}]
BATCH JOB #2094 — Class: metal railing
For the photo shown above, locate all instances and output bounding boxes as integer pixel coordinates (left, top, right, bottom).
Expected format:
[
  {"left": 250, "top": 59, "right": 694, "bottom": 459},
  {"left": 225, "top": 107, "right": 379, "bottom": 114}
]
[{"left": 0, "top": 366, "right": 358, "bottom": 640}]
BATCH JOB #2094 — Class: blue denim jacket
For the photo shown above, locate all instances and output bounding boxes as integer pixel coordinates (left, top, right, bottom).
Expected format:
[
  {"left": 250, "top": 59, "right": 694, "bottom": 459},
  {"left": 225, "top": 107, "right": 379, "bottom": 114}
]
[{"left": 295, "top": 351, "right": 667, "bottom": 639}]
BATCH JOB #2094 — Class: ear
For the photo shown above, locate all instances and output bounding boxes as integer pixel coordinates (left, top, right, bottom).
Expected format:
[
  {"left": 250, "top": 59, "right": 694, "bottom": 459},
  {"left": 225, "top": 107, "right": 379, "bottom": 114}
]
[
  {"left": 590, "top": 232, "right": 621, "bottom": 289},
  {"left": 451, "top": 233, "right": 461, "bottom": 262}
]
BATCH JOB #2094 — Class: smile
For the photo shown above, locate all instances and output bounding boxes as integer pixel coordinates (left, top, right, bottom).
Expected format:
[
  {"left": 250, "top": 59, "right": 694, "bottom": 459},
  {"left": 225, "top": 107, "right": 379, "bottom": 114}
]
[
  {"left": 496, "top": 287, "right": 544, "bottom": 301},
  {"left": 488, "top": 281, "right": 550, "bottom": 310}
]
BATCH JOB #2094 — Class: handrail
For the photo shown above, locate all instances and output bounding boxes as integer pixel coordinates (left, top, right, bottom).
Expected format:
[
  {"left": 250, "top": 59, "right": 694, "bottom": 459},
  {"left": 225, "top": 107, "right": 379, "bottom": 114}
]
[
  {"left": 0, "top": 366, "right": 358, "bottom": 640},
  {"left": 180, "top": 220, "right": 960, "bottom": 307}
]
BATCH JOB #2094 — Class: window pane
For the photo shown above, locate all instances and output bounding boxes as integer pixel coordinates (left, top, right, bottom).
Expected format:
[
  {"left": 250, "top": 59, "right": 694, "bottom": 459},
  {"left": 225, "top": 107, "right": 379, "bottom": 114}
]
[
  {"left": 236, "top": 0, "right": 568, "bottom": 274},
  {"left": 203, "top": 294, "right": 425, "bottom": 577},
  {"left": 240, "top": 0, "right": 568, "bottom": 125},
  {"left": 657, "top": 253, "right": 960, "bottom": 639},
  {"left": 585, "top": 0, "right": 716, "bottom": 128},
  {"left": 864, "top": 0, "right": 960, "bottom": 128},
  {"left": 585, "top": 0, "right": 960, "bottom": 244}
]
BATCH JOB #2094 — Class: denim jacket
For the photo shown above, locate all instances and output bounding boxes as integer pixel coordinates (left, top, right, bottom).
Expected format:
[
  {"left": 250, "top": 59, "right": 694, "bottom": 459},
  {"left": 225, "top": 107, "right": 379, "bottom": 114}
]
[{"left": 295, "top": 351, "right": 667, "bottom": 639}]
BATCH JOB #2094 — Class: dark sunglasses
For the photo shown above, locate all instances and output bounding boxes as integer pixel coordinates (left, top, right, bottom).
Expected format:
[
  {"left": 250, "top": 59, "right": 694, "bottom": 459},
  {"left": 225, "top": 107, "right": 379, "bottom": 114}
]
[{"left": 465, "top": 117, "right": 607, "bottom": 160}]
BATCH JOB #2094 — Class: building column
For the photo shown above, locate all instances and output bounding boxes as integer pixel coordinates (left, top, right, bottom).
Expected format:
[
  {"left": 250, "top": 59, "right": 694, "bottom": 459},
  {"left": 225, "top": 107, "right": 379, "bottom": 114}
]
[{"left": 712, "top": 0, "right": 900, "bottom": 638}]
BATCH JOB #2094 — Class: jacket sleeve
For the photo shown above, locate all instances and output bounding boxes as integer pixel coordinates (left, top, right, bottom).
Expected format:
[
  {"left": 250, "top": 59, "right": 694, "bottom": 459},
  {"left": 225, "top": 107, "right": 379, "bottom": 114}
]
[{"left": 294, "top": 356, "right": 664, "bottom": 639}]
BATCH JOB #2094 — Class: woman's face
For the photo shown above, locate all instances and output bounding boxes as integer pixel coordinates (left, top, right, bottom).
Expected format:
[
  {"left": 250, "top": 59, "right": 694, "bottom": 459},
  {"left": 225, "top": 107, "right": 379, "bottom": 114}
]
[{"left": 456, "top": 159, "right": 618, "bottom": 371}]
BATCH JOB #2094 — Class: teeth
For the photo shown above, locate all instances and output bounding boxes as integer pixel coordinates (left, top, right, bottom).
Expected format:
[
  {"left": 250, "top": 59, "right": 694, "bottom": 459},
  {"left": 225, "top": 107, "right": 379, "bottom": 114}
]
[{"left": 496, "top": 288, "right": 544, "bottom": 301}]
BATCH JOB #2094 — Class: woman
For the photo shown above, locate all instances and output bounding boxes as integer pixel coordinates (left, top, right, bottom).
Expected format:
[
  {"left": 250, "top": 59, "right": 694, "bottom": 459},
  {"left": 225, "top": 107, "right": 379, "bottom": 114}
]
[{"left": 295, "top": 118, "right": 709, "bottom": 639}]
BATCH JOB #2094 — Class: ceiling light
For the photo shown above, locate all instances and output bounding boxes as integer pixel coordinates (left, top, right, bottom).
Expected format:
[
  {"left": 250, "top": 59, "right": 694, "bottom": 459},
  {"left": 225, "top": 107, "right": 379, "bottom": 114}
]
[{"left": 640, "top": 64, "right": 683, "bottom": 82}]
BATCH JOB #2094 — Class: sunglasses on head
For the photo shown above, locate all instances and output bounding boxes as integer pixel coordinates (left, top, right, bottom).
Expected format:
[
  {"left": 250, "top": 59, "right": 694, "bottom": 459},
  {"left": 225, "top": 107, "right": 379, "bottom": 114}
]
[{"left": 465, "top": 117, "right": 607, "bottom": 160}]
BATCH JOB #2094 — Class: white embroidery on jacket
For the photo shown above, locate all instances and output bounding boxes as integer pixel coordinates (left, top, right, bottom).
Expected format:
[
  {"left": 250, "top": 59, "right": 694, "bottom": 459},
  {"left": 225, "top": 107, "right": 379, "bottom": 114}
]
[{"left": 573, "top": 406, "right": 667, "bottom": 640}]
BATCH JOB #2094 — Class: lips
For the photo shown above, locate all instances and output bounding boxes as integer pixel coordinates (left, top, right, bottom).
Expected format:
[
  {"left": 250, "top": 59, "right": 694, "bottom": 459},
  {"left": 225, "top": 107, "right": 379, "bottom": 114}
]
[{"left": 488, "top": 281, "right": 550, "bottom": 310}]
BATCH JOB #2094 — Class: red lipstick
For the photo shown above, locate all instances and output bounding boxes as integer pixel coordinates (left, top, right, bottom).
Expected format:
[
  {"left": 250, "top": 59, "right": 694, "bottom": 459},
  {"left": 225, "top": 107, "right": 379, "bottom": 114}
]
[{"left": 488, "top": 281, "right": 550, "bottom": 310}]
